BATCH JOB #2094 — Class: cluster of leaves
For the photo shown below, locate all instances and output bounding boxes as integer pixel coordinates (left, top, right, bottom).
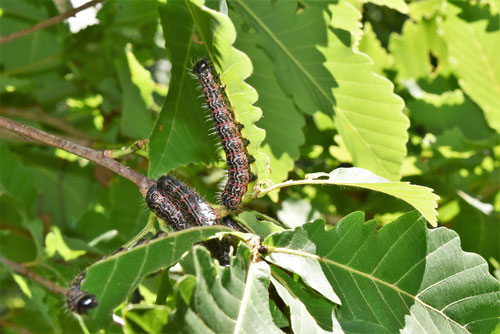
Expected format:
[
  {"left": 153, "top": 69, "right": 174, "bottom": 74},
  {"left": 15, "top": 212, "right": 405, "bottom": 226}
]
[{"left": 0, "top": 0, "right": 498, "bottom": 333}]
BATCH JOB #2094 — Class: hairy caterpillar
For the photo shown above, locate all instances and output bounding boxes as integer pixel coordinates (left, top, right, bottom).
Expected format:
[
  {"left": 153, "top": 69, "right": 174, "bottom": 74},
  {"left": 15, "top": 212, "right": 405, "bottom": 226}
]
[
  {"left": 146, "top": 176, "right": 249, "bottom": 265},
  {"left": 146, "top": 182, "right": 191, "bottom": 231},
  {"left": 193, "top": 58, "right": 256, "bottom": 210},
  {"left": 156, "top": 175, "right": 218, "bottom": 227},
  {"left": 66, "top": 232, "right": 167, "bottom": 314},
  {"left": 66, "top": 272, "right": 98, "bottom": 314}
]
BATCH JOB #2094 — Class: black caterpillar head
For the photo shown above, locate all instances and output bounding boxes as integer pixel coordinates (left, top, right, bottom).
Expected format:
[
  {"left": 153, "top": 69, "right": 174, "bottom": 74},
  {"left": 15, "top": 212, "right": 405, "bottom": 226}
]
[
  {"left": 193, "top": 58, "right": 212, "bottom": 75},
  {"left": 74, "top": 294, "right": 98, "bottom": 314},
  {"left": 66, "top": 286, "right": 98, "bottom": 314}
]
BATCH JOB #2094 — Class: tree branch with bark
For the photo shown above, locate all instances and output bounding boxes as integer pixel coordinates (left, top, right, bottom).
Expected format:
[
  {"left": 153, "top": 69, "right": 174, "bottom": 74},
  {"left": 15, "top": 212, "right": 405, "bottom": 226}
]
[
  {"left": 0, "top": 116, "right": 154, "bottom": 195},
  {"left": 0, "top": 0, "right": 104, "bottom": 45}
]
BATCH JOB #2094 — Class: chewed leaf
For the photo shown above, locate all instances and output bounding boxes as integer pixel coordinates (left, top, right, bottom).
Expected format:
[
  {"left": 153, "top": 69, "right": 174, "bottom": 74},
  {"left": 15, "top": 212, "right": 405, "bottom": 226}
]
[
  {"left": 306, "top": 167, "right": 439, "bottom": 226},
  {"left": 264, "top": 211, "right": 500, "bottom": 333},
  {"left": 442, "top": 3, "right": 500, "bottom": 133},
  {"left": 181, "top": 245, "right": 283, "bottom": 333},
  {"left": 80, "top": 226, "right": 230, "bottom": 330},
  {"left": 196, "top": 8, "right": 269, "bottom": 201},
  {"left": 230, "top": 1, "right": 409, "bottom": 181},
  {"left": 149, "top": 0, "right": 268, "bottom": 196},
  {"left": 261, "top": 167, "right": 439, "bottom": 226}
]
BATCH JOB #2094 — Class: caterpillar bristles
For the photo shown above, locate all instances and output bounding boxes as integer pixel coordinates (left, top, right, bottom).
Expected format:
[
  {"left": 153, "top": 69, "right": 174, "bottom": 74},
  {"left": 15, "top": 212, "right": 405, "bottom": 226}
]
[{"left": 193, "top": 57, "right": 255, "bottom": 210}]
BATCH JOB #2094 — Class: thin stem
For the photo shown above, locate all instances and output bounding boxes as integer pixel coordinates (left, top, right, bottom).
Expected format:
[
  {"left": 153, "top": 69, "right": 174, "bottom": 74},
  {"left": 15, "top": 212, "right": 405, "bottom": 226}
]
[
  {"left": 103, "top": 139, "right": 149, "bottom": 159},
  {"left": 0, "top": 0, "right": 104, "bottom": 45},
  {"left": 257, "top": 179, "right": 316, "bottom": 197},
  {"left": 0, "top": 116, "right": 154, "bottom": 194},
  {"left": 122, "top": 213, "right": 157, "bottom": 249},
  {"left": 0, "top": 256, "right": 66, "bottom": 295}
]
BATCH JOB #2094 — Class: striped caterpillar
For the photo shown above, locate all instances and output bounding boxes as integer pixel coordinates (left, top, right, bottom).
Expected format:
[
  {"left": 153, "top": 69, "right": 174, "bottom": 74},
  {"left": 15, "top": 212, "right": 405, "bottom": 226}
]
[
  {"left": 193, "top": 58, "right": 256, "bottom": 210},
  {"left": 66, "top": 232, "right": 167, "bottom": 314},
  {"left": 146, "top": 176, "right": 247, "bottom": 265}
]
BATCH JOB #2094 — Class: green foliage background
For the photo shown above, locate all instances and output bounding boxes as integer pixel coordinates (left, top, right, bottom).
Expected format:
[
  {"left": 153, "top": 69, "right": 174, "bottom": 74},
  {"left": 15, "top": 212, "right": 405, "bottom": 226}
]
[{"left": 0, "top": 0, "right": 498, "bottom": 333}]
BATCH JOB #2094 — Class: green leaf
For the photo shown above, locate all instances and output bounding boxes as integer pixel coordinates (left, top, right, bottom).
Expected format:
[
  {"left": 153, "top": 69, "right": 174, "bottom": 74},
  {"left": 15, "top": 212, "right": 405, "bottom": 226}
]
[
  {"left": 115, "top": 48, "right": 154, "bottom": 139},
  {"left": 31, "top": 157, "right": 98, "bottom": 227},
  {"left": 408, "top": 0, "right": 446, "bottom": 21},
  {"left": 358, "top": 22, "right": 393, "bottom": 75},
  {"left": 82, "top": 226, "right": 230, "bottom": 329},
  {"left": 329, "top": 0, "right": 363, "bottom": 44},
  {"left": 234, "top": 211, "right": 285, "bottom": 239},
  {"left": 0, "top": 143, "right": 37, "bottom": 210},
  {"left": 231, "top": 0, "right": 409, "bottom": 181},
  {"left": 269, "top": 299, "right": 289, "bottom": 329},
  {"left": 389, "top": 20, "right": 432, "bottom": 81},
  {"left": 0, "top": 198, "right": 37, "bottom": 262},
  {"left": 453, "top": 202, "right": 499, "bottom": 271},
  {"left": 232, "top": 14, "right": 304, "bottom": 189},
  {"left": 365, "top": 0, "right": 408, "bottom": 14},
  {"left": 108, "top": 177, "right": 149, "bottom": 242},
  {"left": 271, "top": 266, "right": 342, "bottom": 333},
  {"left": 262, "top": 167, "right": 439, "bottom": 226},
  {"left": 150, "top": 0, "right": 267, "bottom": 187},
  {"left": 0, "top": 16, "right": 60, "bottom": 72},
  {"left": 181, "top": 245, "right": 283, "bottom": 333},
  {"left": 45, "top": 226, "right": 86, "bottom": 261},
  {"left": 122, "top": 304, "right": 170, "bottom": 334},
  {"left": 264, "top": 211, "right": 500, "bottom": 333},
  {"left": 408, "top": 89, "right": 495, "bottom": 141},
  {"left": 442, "top": 3, "right": 500, "bottom": 133}
]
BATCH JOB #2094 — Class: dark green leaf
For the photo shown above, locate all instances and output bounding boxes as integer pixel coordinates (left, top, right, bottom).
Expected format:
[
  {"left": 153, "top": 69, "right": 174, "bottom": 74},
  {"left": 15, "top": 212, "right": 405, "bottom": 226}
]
[
  {"left": 82, "top": 226, "right": 230, "bottom": 329},
  {"left": 264, "top": 211, "right": 500, "bottom": 332},
  {"left": 180, "top": 245, "right": 283, "bottom": 333}
]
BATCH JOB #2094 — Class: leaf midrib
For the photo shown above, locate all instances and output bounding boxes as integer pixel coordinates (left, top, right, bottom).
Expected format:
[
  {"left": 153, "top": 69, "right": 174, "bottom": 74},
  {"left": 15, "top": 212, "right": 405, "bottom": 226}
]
[{"left": 270, "top": 246, "right": 467, "bottom": 331}]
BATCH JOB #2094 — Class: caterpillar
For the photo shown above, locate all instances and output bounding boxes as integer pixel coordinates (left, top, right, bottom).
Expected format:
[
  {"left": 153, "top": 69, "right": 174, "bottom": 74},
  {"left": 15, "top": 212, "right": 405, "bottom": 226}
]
[
  {"left": 146, "top": 182, "right": 191, "bottom": 231},
  {"left": 146, "top": 176, "right": 249, "bottom": 265},
  {"left": 156, "top": 175, "right": 218, "bottom": 227},
  {"left": 193, "top": 58, "right": 256, "bottom": 210},
  {"left": 66, "top": 272, "right": 98, "bottom": 314},
  {"left": 66, "top": 232, "right": 168, "bottom": 314}
]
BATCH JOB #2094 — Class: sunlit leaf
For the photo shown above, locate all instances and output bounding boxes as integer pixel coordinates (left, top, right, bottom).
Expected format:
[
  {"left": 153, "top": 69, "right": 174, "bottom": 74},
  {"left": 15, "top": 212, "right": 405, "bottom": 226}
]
[
  {"left": 442, "top": 2, "right": 500, "bottom": 133},
  {"left": 263, "top": 167, "right": 439, "bottom": 226},
  {"left": 231, "top": 0, "right": 409, "bottom": 180},
  {"left": 271, "top": 266, "right": 342, "bottom": 333},
  {"left": 264, "top": 211, "right": 500, "bottom": 333},
  {"left": 180, "top": 245, "right": 283, "bottom": 333},
  {"left": 115, "top": 48, "right": 154, "bottom": 139},
  {"left": 365, "top": 0, "right": 408, "bottom": 14}
]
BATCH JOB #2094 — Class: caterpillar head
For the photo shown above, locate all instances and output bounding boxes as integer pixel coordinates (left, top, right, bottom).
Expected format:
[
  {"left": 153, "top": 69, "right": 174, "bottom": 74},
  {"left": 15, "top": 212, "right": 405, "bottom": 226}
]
[
  {"left": 66, "top": 286, "right": 98, "bottom": 314},
  {"left": 193, "top": 58, "right": 212, "bottom": 75}
]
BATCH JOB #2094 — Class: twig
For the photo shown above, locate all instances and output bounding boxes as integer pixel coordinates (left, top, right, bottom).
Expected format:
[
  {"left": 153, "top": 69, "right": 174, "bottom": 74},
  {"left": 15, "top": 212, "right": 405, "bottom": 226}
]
[
  {"left": 103, "top": 139, "right": 149, "bottom": 159},
  {"left": 256, "top": 179, "right": 314, "bottom": 197},
  {"left": 0, "top": 0, "right": 104, "bottom": 45},
  {"left": 0, "top": 116, "right": 154, "bottom": 194},
  {"left": 0, "top": 256, "right": 66, "bottom": 295}
]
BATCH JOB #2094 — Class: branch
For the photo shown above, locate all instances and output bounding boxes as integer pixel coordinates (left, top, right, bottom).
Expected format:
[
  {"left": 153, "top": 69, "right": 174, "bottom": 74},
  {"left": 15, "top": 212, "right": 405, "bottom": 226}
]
[
  {"left": 0, "top": 0, "right": 104, "bottom": 45},
  {"left": 0, "top": 256, "right": 66, "bottom": 295},
  {"left": 0, "top": 116, "right": 154, "bottom": 194}
]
